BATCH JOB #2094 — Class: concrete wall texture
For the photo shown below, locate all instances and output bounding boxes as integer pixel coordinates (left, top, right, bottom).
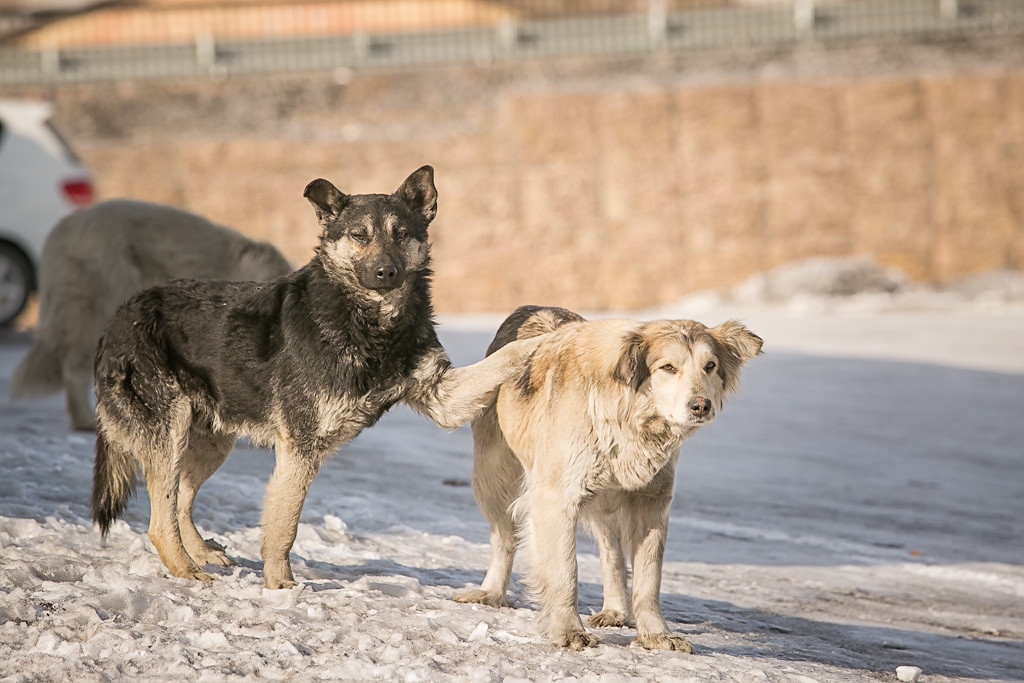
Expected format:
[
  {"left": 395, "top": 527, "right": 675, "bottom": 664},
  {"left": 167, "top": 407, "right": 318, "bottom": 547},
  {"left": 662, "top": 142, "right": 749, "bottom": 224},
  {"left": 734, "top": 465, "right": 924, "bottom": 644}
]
[{"left": 41, "top": 61, "right": 1024, "bottom": 313}]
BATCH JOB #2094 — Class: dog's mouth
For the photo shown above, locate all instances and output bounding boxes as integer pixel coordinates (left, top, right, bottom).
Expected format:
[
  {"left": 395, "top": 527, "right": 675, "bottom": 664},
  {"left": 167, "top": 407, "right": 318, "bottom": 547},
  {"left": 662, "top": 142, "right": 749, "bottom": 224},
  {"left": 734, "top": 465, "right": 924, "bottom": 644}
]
[
  {"left": 677, "top": 412, "right": 715, "bottom": 427},
  {"left": 358, "top": 275, "right": 407, "bottom": 293}
]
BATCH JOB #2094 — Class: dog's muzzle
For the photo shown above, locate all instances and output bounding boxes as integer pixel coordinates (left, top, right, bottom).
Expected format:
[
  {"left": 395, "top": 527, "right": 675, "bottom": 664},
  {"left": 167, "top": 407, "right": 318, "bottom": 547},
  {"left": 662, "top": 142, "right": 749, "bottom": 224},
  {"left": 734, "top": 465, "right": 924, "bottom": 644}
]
[
  {"left": 376, "top": 264, "right": 399, "bottom": 288},
  {"left": 689, "top": 397, "right": 712, "bottom": 420},
  {"left": 360, "top": 261, "right": 406, "bottom": 292}
]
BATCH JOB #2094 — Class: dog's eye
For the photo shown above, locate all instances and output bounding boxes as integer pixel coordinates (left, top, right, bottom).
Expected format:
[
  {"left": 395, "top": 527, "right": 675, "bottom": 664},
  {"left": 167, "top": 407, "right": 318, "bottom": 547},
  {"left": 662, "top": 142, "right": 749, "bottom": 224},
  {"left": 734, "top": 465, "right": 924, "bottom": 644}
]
[
  {"left": 704, "top": 360, "right": 717, "bottom": 372},
  {"left": 659, "top": 364, "right": 676, "bottom": 374},
  {"left": 395, "top": 228, "right": 409, "bottom": 241},
  {"left": 349, "top": 230, "right": 369, "bottom": 244}
]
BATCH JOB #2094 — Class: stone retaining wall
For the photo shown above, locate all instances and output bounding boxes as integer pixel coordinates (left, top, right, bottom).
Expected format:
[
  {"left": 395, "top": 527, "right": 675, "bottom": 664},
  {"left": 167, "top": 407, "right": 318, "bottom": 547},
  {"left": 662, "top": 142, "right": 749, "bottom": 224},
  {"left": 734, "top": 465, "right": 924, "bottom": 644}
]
[{"left": 16, "top": 49, "right": 1023, "bottom": 313}]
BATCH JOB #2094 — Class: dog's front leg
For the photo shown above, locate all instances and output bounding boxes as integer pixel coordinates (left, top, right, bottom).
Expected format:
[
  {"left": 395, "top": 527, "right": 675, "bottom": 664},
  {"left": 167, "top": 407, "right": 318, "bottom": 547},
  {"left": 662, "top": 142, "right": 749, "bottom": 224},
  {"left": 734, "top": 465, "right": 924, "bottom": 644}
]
[
  {"left": 588, "top": 510, "right": 633, "bottom": 629},
  {"left": 525, "top": 484, "right": 597, "bottom": 650},
  {"left": 626, "top": 475, "right": 694, "bottom": 653},
  {"left": 407, "top": 336, "right": 544, "bottom": 429},
  {"left": 261, "top": 438, "right": 324, "bottom": 589}
]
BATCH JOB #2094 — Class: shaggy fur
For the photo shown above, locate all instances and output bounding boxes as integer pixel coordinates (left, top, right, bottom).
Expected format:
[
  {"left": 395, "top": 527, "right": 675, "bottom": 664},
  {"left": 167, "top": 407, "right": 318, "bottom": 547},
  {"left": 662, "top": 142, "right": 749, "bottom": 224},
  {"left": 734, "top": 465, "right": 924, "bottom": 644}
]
[
  {"left": 91, "top": 167, "right": 542, "bottom": 588},
  {"left": 11, "top": 199, "right": 292, "bottom": 431},
  {"left": 455, "top": 305, "right": 762, "bottom": 651}
]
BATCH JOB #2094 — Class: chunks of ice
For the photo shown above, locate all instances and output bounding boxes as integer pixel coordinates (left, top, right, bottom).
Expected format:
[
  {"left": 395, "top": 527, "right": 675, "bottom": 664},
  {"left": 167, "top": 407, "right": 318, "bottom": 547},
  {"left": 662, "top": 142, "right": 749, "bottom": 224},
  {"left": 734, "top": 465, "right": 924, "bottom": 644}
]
[
  {"left": 324, "top": 515, "right": 347, "bottom": 532},
  {"left": 896, "top": 666, "right": 923, "bottom": 682},
  {"left": 262, "top": 584, "right": 305, "bottom": 609},
  {"left": 467, "top": 622, "right": 489, "bottom": 642}
]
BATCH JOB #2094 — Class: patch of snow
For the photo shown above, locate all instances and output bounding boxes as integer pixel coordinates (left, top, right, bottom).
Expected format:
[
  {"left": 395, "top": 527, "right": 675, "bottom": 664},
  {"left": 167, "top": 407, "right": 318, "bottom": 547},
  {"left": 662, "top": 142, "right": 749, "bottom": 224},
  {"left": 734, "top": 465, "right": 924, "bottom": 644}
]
[{"left": 1, "top": 264, "right": 1023, "bottom": 681}]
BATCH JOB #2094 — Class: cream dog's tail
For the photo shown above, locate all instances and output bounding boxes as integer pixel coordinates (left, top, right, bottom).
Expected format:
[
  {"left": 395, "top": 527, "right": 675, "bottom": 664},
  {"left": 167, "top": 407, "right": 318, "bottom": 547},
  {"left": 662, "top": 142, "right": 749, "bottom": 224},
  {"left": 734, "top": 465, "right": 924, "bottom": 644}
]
[{"left": 10, "top": 341, "right": 62, "bottom": 399}]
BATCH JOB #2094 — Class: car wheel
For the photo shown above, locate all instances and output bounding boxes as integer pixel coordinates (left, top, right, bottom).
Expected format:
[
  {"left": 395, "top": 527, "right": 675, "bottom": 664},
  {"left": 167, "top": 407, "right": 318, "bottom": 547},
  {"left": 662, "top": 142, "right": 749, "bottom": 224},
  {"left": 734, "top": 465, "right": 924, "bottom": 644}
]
[{"left": 0, "top": 243, "right": 33, "bottom": 327}]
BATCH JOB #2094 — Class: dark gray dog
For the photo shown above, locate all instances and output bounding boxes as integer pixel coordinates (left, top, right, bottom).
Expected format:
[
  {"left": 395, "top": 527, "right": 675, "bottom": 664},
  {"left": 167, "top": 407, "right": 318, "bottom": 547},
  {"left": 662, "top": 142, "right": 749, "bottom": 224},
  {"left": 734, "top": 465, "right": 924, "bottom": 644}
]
[{"left": 92, "top": 166, "right": 541, "bottom": 588}]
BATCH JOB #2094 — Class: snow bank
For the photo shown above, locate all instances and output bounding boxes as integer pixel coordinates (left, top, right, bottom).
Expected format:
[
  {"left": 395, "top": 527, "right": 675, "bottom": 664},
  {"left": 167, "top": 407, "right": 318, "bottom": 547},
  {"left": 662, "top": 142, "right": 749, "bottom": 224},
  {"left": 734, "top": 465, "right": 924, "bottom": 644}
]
[{"left": 657, "top": 257, "right": 1024, "bottom": 316}]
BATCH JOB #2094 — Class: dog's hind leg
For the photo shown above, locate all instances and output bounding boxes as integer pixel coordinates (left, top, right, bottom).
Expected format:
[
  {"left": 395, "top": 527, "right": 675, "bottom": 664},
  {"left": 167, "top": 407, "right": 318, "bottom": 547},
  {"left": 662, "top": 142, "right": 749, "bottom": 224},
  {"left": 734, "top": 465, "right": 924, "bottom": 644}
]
[
  {"left": 143, "top": 403, "right": 213, "bottom": 583},
  {"left": 454, "top": 407, "right": 522, "bottom": 608},
  {"left": 624, "top": 468, "right": 693, "bottom": 653},
  {"left": 587, "top": 509, "right": 634, "bottom": 629},
  {"left": 260, "top": 438, "right": 323, "bottom": 589},
  {"left": 63, "top": 364, "right": 96, "bottom": 432},
  {"left": 177, "top": 424, "right": 235, "bottom": 568}
]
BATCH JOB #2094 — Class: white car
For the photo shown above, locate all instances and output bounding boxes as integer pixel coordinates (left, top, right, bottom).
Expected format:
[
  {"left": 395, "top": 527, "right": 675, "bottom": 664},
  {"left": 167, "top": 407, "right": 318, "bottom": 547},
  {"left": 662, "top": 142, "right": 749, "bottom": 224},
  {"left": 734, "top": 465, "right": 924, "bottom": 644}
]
[{"left": 0, "top": 99, "right": 94, "bottom": 327}]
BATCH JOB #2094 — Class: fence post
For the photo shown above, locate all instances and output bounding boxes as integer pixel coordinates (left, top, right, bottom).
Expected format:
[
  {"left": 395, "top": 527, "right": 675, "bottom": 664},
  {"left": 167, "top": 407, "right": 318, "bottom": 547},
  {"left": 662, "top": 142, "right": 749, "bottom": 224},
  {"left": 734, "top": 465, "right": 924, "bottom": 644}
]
[
  {"left": 648, "top": 0, "right": 668, "bottom": 49},
  {"left": 196, "top": 33, "right": 216, "bottom": 69},
  {"left": 497, "top": 18, "right": 518, "bottom": 54},
  {"left": 794, "top": 0, "right": 816, "bottom": 31},
  {"left": 353, "top": 31, "right": 370, "bottom": 63},
  {"left": 40, "top": 47, "right": 60, "bottom": 76}
]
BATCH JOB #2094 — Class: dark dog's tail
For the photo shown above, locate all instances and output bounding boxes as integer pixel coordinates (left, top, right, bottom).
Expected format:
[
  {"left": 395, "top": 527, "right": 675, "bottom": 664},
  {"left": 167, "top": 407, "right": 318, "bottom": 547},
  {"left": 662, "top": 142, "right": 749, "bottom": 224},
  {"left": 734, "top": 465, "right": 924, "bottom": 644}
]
[
  {"left": 486, "top": 305, "right": 585, "bottom": 357},
  {"left": 92, "top": 420, "right": 139, "bottom": 539}
]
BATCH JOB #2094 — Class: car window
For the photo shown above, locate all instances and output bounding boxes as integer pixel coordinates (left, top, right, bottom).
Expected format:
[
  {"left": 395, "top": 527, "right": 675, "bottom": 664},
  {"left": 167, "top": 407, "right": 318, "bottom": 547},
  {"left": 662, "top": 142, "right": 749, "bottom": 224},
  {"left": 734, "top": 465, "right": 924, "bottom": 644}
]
[{"left": 44, "top": 120, "right": 82, "bottom": 164}]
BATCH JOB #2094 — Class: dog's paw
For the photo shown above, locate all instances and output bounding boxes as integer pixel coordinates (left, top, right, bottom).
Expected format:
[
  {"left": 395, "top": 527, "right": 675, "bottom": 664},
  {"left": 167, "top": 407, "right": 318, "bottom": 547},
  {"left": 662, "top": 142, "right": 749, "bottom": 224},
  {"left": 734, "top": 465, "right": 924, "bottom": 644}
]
[
  {"left": 263, "top": 559, "right": 296, "bottom": 590},
  {"left": 167, "top": 561, "right": 214, "bottom": 583},
  {"left": 588, "top": 609, "right": 632, "bottom": 628},
  {"left": 174, "top": 569, "right": 214, "bottom": 583},
  {"left": 200, "top": 539, "right": 232, "bottom": 566},
  {"left": 633, "top": 632, "right": 694, "bottom": 653},
  {"left": 453, "top": 589, "right": 509, "bottom": 608},
  {"left": 552, "top": 630, "right": 599, "bottom": 651},
  {"left": 184, "top": 538, "right": 232, "bottom": 568},
  {"left": 196, "top": 547, "right": 232, "bottom": 568}
]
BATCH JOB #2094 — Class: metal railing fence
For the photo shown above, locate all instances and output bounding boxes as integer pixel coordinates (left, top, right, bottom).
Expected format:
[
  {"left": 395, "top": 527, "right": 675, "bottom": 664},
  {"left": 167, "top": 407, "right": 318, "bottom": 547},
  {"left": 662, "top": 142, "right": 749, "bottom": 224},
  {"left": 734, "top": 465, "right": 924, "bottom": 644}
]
[{"left": 1, "top": 0, "right": 1022, "bottom": 85}]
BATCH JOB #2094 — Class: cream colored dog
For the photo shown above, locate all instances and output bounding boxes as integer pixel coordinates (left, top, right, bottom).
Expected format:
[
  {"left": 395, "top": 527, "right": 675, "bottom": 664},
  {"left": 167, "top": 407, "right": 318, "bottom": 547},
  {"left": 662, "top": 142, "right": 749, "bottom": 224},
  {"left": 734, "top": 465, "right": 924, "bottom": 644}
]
[
  {"left": 11, "top": 199, "right": 291, "bottom": 431},
  {"left": 455, "top": 305, "right": 762, "bottom": 651}
]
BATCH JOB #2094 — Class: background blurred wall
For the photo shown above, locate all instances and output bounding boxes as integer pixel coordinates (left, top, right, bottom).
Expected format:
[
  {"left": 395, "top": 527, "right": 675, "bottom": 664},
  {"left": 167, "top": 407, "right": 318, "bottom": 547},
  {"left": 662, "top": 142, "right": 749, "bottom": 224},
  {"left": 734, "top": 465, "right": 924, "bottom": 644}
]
[{"left": 9, "top": 42, "right": 1024, "bottom": 313}]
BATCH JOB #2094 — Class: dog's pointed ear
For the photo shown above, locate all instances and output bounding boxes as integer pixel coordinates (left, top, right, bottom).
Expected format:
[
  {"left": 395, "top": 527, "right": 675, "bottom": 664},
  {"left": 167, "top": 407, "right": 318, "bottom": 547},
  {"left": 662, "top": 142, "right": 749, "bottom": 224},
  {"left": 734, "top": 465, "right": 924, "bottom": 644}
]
[
  {"left": 710, "top": 320, "right": 763, "bottom": 363},
  {"left": 396, "top": 165, "right": 437, "bottom": 224},
  {"left": 304, "top": 178, "right": 350, "bottom": 230},
  {"left": 613, "top": 330, "right": 650, "bottom": 392}
]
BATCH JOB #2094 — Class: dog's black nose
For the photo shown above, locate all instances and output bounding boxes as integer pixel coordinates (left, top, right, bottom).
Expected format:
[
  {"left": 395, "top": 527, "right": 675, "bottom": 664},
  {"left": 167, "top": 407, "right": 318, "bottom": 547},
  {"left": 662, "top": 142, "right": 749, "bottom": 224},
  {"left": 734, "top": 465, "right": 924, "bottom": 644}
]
[
  {"left": 689, "top": 398, "right": 711, "bottom": 417},
  {"left": 376, "top": 265, "right": 398, "bottom": 283}
]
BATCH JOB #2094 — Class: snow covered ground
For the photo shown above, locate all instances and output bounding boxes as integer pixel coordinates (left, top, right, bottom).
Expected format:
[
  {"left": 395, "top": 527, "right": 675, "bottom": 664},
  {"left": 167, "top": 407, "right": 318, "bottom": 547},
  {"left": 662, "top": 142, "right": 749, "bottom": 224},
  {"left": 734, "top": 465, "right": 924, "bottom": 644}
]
[{"left": 1, "top": 261, "right": 1023, "bottom": 682}]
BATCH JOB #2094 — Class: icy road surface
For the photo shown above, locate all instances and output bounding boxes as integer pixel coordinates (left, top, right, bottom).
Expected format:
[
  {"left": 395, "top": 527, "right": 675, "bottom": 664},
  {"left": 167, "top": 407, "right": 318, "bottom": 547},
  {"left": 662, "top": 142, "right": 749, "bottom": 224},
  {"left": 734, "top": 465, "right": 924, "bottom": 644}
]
[{"left": 1, "top": 304, "right": 1022, "bottom": 682}]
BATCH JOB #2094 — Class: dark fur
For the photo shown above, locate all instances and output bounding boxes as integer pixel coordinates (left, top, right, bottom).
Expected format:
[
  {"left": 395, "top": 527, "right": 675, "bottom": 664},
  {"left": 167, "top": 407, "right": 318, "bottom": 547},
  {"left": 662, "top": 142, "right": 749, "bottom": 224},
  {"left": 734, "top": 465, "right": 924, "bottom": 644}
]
[{"left": 91, "top": 166, "right": 532, "bottom": 587}]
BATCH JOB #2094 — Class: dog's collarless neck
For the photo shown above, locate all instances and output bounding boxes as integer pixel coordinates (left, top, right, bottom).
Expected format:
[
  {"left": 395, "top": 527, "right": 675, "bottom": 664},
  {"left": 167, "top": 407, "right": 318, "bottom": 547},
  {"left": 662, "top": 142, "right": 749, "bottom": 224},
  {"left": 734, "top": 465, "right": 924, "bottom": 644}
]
[{"left": 304, "top": 261, "right": 433, "bottom": 343}]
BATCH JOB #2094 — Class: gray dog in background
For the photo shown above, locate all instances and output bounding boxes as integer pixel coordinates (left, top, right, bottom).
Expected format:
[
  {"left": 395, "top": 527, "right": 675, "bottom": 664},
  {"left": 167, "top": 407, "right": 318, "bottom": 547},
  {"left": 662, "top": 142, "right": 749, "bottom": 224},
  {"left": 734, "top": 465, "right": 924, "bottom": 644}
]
[{"left": 10, "top": 199, "right": 292, "bottom": 431}]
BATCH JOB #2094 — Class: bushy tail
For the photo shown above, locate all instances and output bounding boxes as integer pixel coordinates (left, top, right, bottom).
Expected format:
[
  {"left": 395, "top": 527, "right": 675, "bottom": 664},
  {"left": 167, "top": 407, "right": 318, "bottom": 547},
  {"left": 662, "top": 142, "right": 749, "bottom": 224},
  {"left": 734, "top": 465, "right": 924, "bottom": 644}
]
[
  {"left": 92, "top": 420, "right": 139, "bottom": 538},
  {"left": 10, "top": 342, "right": 62, "bottom": 399}
]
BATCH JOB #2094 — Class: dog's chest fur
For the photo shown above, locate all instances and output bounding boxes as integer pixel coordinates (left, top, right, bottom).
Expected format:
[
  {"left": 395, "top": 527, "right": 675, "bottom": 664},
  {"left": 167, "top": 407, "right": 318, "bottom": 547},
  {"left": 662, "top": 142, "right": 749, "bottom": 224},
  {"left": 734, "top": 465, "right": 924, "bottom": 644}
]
[{"left": 585, "top": 411, "right": 688, "bottom": 493}]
